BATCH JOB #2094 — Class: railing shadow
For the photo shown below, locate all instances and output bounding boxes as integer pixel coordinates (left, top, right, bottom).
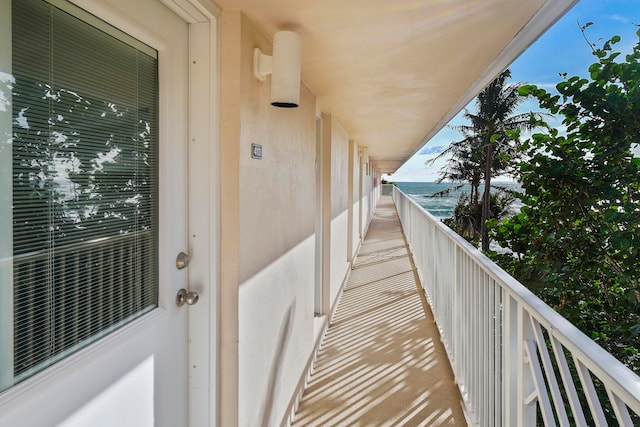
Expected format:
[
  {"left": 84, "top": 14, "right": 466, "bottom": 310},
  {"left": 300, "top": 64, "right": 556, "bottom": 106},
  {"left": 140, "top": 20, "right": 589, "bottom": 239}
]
[{"left": 292, "top": 198, "right": 466, "bottom": 426}]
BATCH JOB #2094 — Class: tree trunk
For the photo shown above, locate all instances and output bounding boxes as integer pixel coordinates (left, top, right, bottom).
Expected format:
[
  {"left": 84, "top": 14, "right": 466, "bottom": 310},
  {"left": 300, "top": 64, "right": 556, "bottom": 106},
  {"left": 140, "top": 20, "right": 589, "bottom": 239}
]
[{"left": 481, "top": 143, "right": 493, "bottom": 252}]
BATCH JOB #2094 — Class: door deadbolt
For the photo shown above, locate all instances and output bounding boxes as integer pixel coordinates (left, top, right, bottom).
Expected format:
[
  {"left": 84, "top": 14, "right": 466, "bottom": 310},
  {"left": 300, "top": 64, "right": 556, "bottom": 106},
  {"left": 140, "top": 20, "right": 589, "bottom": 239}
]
[
  {"left": 176, "top": 252, "right": 190, "bottom": 270},
  {"left": 176, "top": 288, "right": 199, "bottom": 307}
]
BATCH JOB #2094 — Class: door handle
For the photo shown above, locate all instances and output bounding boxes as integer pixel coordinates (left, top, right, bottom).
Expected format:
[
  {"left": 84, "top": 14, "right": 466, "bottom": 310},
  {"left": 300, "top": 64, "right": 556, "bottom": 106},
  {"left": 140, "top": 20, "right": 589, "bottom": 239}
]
[{"left": 176, "top": 288, "right": 199, "bottom": 307}]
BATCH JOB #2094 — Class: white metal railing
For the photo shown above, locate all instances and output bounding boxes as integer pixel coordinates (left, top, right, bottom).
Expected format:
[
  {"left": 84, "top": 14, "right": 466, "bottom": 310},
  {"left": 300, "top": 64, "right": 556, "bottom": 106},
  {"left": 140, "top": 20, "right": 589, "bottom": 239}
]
[
  {"left": 392, "top": 187, "right": 640, "bottom": 426},
  {"left": 12, "top": 232, "right": 155, "bottom": 378}
]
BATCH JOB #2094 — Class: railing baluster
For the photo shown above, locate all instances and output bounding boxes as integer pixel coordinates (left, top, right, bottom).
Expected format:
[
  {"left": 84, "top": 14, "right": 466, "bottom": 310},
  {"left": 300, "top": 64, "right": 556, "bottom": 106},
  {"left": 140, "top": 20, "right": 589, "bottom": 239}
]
[
  {"left": 549, "top": 336, "right": 587, "bottom": 425},
  {"left": 470, "top": 257, "right": 474, "bottom": 410},
  {"left": 486, "top": 271, "right": 492, "bottom": 425},
  {"left": 462, "top": 254, "right": 468, "bottom": 409},
  {"left": 26, "top": 260, "right": 36, "bottom": 371},
  {"left": 524, "top": 338, "right": 557, "bottom": 426},
  {"left": 573, "top": 358, "right": 608, "bottom": 426},
  {"left": 389, "top": 186, "right": 640, "bottom": 427},
  {"left": 107, "top": 245, "right": 114, "bottom": 328},
  {"left": 518, "top": 305, "right": 537, "bottom": 427},
  {"left": 116, "top": 239, "right": 125, "bottom": 322},
  {"left": 97, "top": 247, "right": 105, "bottom": 335},
  {"left": 606, "top": 389, "right": 634, "bottom": 426},
  {"left": 56, "top": 253, "right": 65, "bottom": 353},
  {"left": 72, "top": 252, "right": 80, "bottom": 348},
  {"left": 482, "top": 268, "right": 488, "bottom": 426},
  {"left": 453, "top": 245, "right": 460, "bottom": 384},
  {"left": 530, "top": 316, "right": 570, "bottom": 426},
  {"left": 493, "top": 280, "right": 501, "bottom": 426},
  {"left": 503, "top": 293, "right": 518, "bottom": 426}
]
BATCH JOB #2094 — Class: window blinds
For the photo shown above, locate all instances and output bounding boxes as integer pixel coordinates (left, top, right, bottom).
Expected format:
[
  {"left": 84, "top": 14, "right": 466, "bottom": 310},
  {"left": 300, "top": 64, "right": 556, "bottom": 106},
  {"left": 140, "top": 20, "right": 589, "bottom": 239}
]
[{"left": 6, "top": 0, "right": 159, "bottom": 388}]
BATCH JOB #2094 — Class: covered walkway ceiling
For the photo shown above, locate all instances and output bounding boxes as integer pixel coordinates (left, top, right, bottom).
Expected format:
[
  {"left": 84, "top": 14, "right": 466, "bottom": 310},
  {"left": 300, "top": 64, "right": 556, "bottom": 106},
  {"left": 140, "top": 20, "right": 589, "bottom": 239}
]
[{"left": 213, "top": 0, "right": 578, "bottom": 173}]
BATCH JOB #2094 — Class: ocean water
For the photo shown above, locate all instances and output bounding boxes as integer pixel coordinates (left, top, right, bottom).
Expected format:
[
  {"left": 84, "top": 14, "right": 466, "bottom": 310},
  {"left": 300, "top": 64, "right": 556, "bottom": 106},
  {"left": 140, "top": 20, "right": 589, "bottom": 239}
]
[{"left": 394, "top": 182, "right": 522, "bottom": 219}]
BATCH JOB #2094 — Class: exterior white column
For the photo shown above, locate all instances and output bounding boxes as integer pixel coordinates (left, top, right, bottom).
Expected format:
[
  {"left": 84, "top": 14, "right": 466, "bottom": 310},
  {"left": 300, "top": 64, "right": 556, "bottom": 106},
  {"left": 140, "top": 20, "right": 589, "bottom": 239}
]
[
  {"left": 0, "top": 0, "right": 14, "bottom": 392},
  {"left": 320, "top": 113, "right": 331, "bottom": 314},
  {"left": 346, "top": 140, "right": 354, "bottom": 263},
  {"left": 314, "top": 116, "right": 324, "bottom": 314}
]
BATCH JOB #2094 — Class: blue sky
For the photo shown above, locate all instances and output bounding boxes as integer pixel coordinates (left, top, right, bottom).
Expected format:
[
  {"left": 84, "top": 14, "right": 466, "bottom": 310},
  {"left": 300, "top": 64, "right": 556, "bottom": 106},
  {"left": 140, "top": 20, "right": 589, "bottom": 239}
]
[{"left": 386, "top": 0, "right": 640, "bottom": 182}]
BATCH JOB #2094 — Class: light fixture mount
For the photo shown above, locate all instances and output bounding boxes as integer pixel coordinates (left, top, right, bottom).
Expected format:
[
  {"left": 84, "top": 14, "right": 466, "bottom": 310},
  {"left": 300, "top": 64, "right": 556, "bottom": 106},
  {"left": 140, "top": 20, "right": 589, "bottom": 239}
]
[{"left": 253, "top": 48, "right": 272, "bottom": 82}]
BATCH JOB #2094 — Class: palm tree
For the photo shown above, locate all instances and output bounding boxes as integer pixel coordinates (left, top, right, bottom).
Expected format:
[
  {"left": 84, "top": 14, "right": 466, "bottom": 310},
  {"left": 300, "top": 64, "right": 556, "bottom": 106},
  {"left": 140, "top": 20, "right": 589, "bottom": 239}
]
[
  {"left": 468, "top": 69, "right": 537, "bottom": 250},
  {"left": 430, "top": 69, "right": 538, "bottom": 250},
  {"left": 427, "top": 127, "right": 484, "bottom": 209}
]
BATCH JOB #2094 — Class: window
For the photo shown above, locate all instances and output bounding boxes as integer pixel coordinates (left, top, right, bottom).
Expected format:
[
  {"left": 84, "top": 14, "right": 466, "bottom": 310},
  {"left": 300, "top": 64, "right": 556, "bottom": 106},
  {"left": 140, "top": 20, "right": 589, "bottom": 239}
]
[{"left": 0, "top": 0, "right": 158, "bottom": 391}]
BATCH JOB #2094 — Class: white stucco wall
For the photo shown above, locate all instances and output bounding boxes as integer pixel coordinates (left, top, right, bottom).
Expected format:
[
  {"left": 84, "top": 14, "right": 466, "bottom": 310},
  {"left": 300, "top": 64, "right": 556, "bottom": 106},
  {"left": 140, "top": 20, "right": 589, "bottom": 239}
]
[
  {"left": 328, "top": 117, "right": 350, "bottom": 308},
  {"left": 329, "top": 210, "right": 349, "bottom": 306},
  {"left": 238, "top": 236, "right": 315, "bottom": 427},
  {"left": 220, "top": 11, "right": 381, "bottom": 426},
  {"left": 220, "top": 12, "right": 318, "bottom": 427}
]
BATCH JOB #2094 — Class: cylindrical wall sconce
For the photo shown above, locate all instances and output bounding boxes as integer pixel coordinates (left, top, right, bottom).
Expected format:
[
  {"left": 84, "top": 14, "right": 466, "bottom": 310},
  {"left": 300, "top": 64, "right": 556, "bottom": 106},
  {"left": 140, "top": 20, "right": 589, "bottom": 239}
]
[{"left": 253, "top": 31, "right": 302, "bottom": 108}]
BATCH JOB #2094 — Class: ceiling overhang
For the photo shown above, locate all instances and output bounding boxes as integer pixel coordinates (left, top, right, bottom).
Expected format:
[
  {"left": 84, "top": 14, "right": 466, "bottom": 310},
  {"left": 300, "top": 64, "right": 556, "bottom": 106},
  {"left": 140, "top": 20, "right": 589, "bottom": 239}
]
[{"left": 212, "top": 0, "right": 578, "bottom": 174}]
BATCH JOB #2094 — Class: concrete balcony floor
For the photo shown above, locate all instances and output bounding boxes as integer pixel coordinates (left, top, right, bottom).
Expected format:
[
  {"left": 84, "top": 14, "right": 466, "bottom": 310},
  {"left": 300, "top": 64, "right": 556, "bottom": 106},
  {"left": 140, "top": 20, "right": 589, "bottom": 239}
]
[{"left": 292, "top": 196, "right": 467, "bottom": 426}]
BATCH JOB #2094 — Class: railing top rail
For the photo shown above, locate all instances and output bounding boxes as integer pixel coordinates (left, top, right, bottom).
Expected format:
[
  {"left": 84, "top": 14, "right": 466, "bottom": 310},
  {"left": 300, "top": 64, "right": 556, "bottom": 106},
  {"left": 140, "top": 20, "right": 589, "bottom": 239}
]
[{"left": 392, "top": 187, "right": 640, "bottom": 409}]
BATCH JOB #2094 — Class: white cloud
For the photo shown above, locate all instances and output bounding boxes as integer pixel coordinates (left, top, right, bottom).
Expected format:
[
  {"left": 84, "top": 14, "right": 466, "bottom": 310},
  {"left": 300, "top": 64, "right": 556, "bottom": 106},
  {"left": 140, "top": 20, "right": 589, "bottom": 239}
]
[
  {"left": 419, "top": 145, "right": 445, "bottom": 155},
  {"left": 604, "top": 14, "right": 633, "bottom": 24}
]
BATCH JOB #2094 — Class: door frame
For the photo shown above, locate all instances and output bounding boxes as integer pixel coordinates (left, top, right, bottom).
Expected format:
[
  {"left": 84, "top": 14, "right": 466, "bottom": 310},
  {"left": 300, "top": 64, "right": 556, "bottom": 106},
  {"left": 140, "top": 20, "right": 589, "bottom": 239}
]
[
  {"left": 159, "top": 1, "right": 220, "bottom": 426},
  {"left": 187, "top": 12, "right": 220, "bottom": 427}
]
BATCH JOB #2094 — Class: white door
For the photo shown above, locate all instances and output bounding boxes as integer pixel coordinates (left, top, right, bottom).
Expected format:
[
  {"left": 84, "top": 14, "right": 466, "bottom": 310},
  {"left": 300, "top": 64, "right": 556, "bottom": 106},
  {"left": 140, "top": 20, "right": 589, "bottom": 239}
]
[{"left": 0, "top": 0, "right": 210, "bottom": 425}]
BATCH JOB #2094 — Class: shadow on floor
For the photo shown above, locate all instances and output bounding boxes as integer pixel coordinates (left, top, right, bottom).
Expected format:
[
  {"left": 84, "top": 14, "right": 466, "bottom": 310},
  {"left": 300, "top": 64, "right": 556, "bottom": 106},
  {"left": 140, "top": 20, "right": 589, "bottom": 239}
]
[{"left": 292, "top": 196, "right": 466, "bottom": 426}]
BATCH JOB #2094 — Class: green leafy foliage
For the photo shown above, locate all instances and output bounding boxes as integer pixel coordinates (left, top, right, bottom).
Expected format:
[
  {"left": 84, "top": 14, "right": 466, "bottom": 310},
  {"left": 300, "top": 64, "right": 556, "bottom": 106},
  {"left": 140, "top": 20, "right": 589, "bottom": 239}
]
[
  {"left": 490, "top": 29, "right": 640, "bottom": 373},
  {"left": 444, "top": 190, "right": 516, "bottom": 245}
]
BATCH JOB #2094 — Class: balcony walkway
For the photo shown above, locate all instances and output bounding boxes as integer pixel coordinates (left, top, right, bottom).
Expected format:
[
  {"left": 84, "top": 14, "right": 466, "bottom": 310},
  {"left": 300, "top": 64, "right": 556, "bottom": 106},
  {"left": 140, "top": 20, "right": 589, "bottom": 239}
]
[{"left": 291, "top": 196, "right": 467, "bottom": 426}]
